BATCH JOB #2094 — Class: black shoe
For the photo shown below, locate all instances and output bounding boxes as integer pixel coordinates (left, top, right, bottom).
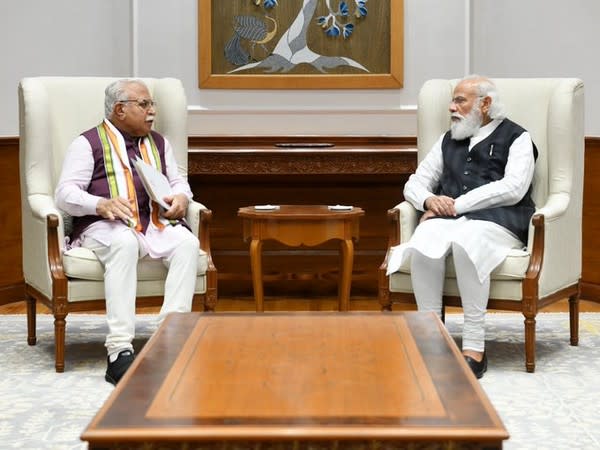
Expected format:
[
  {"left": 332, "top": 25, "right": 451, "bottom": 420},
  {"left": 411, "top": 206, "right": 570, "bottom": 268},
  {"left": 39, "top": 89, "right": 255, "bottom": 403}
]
[
  {"left": 105, "top": 349, "right": 135, "bottom": 385},
  {"left": 464, "top": 352, "right": 487, "bottom": 379}
]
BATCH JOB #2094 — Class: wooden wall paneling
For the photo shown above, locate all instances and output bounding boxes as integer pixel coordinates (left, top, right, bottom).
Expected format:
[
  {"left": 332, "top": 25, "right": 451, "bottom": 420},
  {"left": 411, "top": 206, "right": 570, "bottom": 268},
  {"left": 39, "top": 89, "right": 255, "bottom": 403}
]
[
  {"left": 582, "top": 138, "right": 600, "bottom": 301},
  {"left": 188, "top": 136, "right": 417, "bottom": 299},
  {"left": 0, "top": 137, "right": 24, "bottom": 305},
  {"left": 3, "top": 135, "right": 600, "bottom": 305}
]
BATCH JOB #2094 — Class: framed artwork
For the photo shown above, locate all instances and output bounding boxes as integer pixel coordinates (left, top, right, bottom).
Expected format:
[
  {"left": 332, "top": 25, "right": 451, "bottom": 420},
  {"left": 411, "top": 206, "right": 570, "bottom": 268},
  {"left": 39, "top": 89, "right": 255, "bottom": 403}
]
[{"left": 198, "top": 0, "right": 403, "bottom": 89}]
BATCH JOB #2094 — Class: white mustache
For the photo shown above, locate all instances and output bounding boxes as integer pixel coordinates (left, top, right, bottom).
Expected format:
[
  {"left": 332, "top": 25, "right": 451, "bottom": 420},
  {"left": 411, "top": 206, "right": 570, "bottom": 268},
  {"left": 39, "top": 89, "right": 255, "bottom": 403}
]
[
  {"left": 451, "top": 112, "right": 464, "bottom": 120},
  {"left": 145, "top": 116, "right": 155, "bottom": 122}
]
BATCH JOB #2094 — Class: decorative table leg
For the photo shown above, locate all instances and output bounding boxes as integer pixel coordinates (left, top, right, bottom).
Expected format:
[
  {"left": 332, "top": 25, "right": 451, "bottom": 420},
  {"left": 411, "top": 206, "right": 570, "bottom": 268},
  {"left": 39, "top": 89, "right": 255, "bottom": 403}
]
[
  {"left": 338, "top": 239, "right": 354, "bottom": 312},
  {"left": 249, "top": 239, "right": 264, "bottom": 312}
]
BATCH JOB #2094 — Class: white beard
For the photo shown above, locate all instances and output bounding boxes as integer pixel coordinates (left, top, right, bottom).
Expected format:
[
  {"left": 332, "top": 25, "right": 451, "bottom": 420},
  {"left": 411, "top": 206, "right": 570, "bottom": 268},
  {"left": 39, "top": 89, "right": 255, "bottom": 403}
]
[{"left": 450, "top": 107, "right": 483, "bottom": 140}]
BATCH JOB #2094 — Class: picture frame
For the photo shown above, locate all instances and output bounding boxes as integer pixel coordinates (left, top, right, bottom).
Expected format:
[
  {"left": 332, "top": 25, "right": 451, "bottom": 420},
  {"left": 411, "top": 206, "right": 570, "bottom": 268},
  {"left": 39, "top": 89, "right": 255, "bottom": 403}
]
[{"left": 198, "top": 0, "right": 403, "bottom": 89}]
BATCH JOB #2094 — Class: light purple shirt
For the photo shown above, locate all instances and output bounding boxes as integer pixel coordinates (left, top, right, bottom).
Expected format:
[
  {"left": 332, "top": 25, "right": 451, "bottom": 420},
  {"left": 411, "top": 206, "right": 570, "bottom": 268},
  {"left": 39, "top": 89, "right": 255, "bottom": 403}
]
[{"left": 55, "top": 120, "right": 193, "bottom": 255}]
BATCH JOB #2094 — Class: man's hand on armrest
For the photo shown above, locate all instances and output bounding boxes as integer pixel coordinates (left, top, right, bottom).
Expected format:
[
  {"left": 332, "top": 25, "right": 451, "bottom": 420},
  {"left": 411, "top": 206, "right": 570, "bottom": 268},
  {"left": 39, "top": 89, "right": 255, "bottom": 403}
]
[{"left": 162, "top": 193, "right": 189, "bottom": 220}]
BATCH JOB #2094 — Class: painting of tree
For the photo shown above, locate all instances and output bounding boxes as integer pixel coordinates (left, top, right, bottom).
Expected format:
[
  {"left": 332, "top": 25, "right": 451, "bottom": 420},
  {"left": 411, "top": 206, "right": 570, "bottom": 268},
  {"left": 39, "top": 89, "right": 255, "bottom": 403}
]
[{"left": 198, "top": 0, "right": 403, "bottom": 89}]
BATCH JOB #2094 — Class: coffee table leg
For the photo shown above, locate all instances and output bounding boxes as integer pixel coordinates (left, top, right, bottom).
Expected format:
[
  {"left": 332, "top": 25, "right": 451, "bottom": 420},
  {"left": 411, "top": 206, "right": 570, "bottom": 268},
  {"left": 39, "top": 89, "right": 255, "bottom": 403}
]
[
  {"left": 338, "top": 239, "right": 354, "bottom": 311},
  {"left": 249, "top": 239, "right": 264, "bottom": 312}
]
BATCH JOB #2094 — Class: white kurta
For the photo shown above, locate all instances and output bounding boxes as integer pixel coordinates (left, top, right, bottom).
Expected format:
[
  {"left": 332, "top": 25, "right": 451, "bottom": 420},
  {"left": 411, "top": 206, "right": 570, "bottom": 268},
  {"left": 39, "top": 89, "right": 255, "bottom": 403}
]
[
  {"left": 55, "top": 119, "right": 194, "bottom": 258},
  {"left": 55, "top": 122, "right": 199, "bottom": 356},
  {"left": 386, "top": 119, "right": 536, "bottom": 281}
]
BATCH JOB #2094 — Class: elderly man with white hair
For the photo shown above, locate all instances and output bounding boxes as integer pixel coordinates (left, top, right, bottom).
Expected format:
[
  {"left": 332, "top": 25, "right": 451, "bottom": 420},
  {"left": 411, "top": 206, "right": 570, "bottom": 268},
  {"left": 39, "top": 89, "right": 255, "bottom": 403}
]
[
  {"left": 387, "top": 75, "right": 538, "bottom": 378},
  {"left": 55, "top": 79, "right": 199, "bottom": 385}
]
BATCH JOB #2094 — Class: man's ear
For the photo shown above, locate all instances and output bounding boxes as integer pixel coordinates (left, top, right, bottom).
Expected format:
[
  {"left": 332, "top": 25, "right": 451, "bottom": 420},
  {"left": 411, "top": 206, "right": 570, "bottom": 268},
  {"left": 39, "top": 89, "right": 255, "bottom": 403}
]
[
  {"left": 481, "top": 96, "right": 492, "bottom": 115},
  {"left": 113, "top": 102, "right": 126, "bottom": 119}
]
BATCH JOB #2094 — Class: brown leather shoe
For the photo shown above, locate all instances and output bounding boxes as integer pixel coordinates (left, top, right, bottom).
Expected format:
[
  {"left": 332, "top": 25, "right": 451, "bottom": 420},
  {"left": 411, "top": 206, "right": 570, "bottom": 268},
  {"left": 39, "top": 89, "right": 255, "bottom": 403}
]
[{"left": 464, "top": 352, "right": 487, "bottom": 379}]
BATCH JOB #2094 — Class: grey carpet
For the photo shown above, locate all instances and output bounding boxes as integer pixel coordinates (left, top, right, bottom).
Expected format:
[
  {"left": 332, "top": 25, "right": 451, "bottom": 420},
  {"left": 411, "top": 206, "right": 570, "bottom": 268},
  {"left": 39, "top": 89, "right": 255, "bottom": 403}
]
[{"left": 2, "top": 313, "right": 600, "bottom": 449}]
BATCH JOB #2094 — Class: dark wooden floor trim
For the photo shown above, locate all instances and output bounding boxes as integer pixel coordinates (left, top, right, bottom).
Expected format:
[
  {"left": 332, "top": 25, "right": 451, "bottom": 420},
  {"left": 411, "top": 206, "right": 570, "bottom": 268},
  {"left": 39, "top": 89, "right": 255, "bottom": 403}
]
[
  {"left": 0, "top": 282, "right": 25, "bottom": 306},
  {"left": 0, "top": 136, "right": 18, "bottom": 149},
  {"left": 581, "top": 282, "right": 600, "bottom": 303}
]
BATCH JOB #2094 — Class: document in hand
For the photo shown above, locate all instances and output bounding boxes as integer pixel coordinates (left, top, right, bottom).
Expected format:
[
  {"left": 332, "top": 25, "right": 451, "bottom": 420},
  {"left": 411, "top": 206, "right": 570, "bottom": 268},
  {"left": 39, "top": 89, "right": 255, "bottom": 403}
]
[{"left": 131, "top": 157, "right": 172, "bottom": 210}]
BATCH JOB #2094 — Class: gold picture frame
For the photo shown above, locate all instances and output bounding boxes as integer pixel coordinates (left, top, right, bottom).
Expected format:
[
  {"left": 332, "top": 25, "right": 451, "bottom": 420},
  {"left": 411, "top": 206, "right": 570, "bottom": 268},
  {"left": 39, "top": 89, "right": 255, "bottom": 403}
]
[{"left": 198, "top": 0, "right": 403, "bottom": 89}]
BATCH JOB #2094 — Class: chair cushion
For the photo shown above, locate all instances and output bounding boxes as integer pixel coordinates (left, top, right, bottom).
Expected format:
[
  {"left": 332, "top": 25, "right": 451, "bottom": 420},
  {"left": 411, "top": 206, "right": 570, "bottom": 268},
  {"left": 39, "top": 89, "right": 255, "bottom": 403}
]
[
  {"left": 63, "top": 246, "right": 208, "bottom": 281},
  {"left": 397, "top": 248, "right": 530, "bottom": 280}
]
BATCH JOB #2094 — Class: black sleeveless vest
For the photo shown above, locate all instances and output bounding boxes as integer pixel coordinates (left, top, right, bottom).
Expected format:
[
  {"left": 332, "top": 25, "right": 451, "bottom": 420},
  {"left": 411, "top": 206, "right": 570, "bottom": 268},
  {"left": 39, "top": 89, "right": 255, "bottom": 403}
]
[{"left": 438, "top": 119, "right": 538, "bottom": 243}]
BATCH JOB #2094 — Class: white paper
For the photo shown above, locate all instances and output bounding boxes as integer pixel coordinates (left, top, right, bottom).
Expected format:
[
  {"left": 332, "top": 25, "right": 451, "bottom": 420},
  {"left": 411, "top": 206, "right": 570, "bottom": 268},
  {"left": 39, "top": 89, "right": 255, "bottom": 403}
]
[
  {"left": 131, "top": 157, "right": 172, "bottom": 209},
  {"left": 254, "top": 205, "right": 280, "bottom": 210},
  {"left": 328, "top": 205, "right": 353, "bottom": 211}
]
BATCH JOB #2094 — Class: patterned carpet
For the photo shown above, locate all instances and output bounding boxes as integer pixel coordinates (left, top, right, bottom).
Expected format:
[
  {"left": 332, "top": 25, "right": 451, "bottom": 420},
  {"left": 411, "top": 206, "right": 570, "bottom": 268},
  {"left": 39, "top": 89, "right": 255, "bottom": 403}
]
[{"left": 2, "top": 313, "right": 600, "bottom": 449}]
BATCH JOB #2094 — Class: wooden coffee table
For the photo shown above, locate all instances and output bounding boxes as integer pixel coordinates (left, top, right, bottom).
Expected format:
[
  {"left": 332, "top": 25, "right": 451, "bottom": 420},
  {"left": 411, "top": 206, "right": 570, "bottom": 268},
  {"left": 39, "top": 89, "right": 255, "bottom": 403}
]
[
  {"left": 238, "top": 205, "right": 365, "bottom": 312},
  {"left": 82, "top": 312, "right": 508, "bottom": 449}
]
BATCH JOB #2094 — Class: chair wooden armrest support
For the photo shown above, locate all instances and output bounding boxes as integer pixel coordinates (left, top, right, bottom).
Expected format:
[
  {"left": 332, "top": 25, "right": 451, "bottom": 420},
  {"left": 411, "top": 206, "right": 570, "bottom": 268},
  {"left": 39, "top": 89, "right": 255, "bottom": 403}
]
[{"left": 198, "top": 207, "right": 218, "bottom": 311}]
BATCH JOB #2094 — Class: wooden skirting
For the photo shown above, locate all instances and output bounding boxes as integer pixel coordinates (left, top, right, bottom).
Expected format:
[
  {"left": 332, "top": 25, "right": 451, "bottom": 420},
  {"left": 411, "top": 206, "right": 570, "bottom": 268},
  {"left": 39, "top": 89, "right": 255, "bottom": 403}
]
[
  {"left": 0, "top": 283, "right": 25, "bottom": 306},
  {"left": 3, "top": 135, "right": 600, "bottom": 302}
]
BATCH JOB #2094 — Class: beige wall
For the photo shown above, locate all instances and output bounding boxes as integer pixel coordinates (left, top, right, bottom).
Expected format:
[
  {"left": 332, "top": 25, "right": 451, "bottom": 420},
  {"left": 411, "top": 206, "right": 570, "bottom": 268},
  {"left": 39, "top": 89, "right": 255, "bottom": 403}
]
[{"left": 1, "top": 0, "right": 599, "bottom": 137}]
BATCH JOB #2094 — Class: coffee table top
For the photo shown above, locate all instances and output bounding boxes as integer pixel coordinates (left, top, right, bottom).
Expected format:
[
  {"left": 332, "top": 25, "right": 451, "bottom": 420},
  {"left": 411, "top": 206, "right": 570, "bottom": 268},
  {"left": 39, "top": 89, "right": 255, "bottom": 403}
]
[{"left": 82, "top": 312, "right": 507, "bottom": 444}]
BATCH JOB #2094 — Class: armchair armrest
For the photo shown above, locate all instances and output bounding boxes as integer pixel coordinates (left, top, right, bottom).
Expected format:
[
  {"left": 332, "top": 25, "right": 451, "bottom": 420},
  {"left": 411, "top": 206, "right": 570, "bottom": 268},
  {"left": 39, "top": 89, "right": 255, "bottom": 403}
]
[
  {"left": 185, "top": 200, "right": 217, "bottom": 273},
  {"left": 398, "top": 201, "right": 418, "bottom": 244},
  {"left": 29, "top": 193, "right": 64, "bottom": 223},
  {"left": 379, "top": 201, "right": 418, "bottom": 274},
  {"left": 185, "top": 200, "right": 205, "bottom": 238},
  {"left": 46, "top": 213, "right": 68, "bottom": 287},
  {"left": 29, "top": 193, "right": 69, "bottom": 254},
  {"left": 533, "top": 192, "right": 570, "bottom": 223},
  {"left": 526, "top": 192, "right": 580, "bottom": 297}
]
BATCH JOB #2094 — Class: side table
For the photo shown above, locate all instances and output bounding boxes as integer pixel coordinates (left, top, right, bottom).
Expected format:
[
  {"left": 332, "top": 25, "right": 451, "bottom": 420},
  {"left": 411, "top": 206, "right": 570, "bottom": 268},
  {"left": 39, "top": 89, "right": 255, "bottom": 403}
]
[{"left": 238, "top": 205, "right": 364, "bottom": 311}]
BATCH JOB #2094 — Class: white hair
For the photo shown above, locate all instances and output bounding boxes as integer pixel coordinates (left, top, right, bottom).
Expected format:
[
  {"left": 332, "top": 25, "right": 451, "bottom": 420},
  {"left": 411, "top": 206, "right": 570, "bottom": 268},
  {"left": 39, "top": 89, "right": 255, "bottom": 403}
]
[
  {"left": 460, "top": 74, "right": 506, "bottom": 120},
  {"left": 104, "top": 79, "right": 148, "bottom": 118}
]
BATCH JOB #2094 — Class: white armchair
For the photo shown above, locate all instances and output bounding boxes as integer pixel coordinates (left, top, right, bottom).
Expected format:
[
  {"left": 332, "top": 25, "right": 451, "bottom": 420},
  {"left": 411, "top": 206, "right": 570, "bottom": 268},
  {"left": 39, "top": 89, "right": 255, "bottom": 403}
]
[
  {"left": 19, "top": 77, "right": 217, "bottom": 372},
  {"left": 379, "top": 78, "right": 584, "bottom": 372}
]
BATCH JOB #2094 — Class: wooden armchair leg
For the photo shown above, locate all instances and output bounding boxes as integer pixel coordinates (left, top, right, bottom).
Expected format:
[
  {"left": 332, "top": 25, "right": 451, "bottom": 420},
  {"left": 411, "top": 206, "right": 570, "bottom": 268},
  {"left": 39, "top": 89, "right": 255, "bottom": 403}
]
[
  {"left": 54, "top": 314, "right": 66, "bottom": 373},
  {"left": 204, "top": 269, "right": 218, "bottom": 312},
  {"left": 26, "top": 294, "right": 37, "bottom": 346},
  {"left": 378, "top": 269, "right": 393, "bottom": 312},
  {"left": 524, "top": 316, "right": 536, "bottom": 373},
  {"left": 204, "top": 289, "right": 217, "bottom": 312},
  {"left": 569, "top": 293, "right": 579, "bottom": 346}
]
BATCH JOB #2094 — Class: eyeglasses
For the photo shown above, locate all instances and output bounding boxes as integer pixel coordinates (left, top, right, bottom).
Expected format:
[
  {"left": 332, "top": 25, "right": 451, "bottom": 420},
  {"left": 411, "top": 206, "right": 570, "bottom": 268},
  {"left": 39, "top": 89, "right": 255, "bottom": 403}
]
[
  {"left": 450, "top": 95, "right": 484, "bottom": 106},
  {"left": 119, "top": 99, "right": 155, "bottom": 110}
]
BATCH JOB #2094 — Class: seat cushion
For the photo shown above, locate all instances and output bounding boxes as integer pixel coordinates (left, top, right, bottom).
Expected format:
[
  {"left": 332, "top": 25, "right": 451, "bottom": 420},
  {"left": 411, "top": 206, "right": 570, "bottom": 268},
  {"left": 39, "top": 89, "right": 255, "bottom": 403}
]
[
  {"left": 63, "top": 246, "right": 208, "bottom": 281},
  {"left": 397, "top": 248, "right": 530, "bottom": 280}
]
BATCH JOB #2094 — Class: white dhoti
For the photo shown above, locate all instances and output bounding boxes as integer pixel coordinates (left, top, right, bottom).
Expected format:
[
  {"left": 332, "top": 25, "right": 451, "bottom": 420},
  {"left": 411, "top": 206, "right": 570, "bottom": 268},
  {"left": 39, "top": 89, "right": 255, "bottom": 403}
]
[{"left": 387, "top": 217, "right": 524, "bottom": 352}]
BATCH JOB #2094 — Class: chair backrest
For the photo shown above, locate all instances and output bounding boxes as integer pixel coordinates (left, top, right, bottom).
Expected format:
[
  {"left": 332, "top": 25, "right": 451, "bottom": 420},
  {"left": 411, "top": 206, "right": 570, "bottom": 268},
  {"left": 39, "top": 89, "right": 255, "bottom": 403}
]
[
  {"left": 18, "top": 77, "right": 189, "bottom": 295},
  {"left": 417, "top": 78, "right": 585, "bottom": 295},
  {"left": 19, "top": 77, "right": 189, "bottom": 197},
  {"left": 417, "top": 78, "right": 584, "bottom": 211}
]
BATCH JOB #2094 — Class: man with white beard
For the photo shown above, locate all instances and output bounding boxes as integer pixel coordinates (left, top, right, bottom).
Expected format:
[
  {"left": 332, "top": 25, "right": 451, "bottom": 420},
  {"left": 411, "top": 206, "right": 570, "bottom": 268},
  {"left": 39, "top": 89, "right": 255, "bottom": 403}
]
[{"left": 386, "top": 75, "right": 537, "bottom": 378}]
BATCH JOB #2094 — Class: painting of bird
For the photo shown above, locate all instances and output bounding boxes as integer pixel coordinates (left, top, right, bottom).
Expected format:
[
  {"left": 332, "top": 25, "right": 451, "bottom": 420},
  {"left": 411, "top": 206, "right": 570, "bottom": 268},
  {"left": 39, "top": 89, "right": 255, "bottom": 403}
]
[{"left": 224, "top": 15, "right": 278, "bottom": 66}]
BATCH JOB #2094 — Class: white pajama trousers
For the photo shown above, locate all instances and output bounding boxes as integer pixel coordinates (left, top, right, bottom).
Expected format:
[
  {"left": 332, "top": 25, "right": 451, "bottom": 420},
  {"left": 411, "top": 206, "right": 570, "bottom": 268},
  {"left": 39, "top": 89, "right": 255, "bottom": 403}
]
[
  {"left": 411, "top": 246, "right": 490, "bottom": 352},
  {"left": 82, "top": 227, "right": 199, "bottom": 357},
  {"left": 389, "top": 217, "right": 523, "bottom": 353}
]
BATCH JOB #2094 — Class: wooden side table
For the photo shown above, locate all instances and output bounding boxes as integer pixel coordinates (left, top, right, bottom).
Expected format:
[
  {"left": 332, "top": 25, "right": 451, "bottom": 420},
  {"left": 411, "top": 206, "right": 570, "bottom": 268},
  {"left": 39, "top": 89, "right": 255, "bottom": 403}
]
[{"left": 238, "top": 205, "right": 364, "bottom": 311}]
